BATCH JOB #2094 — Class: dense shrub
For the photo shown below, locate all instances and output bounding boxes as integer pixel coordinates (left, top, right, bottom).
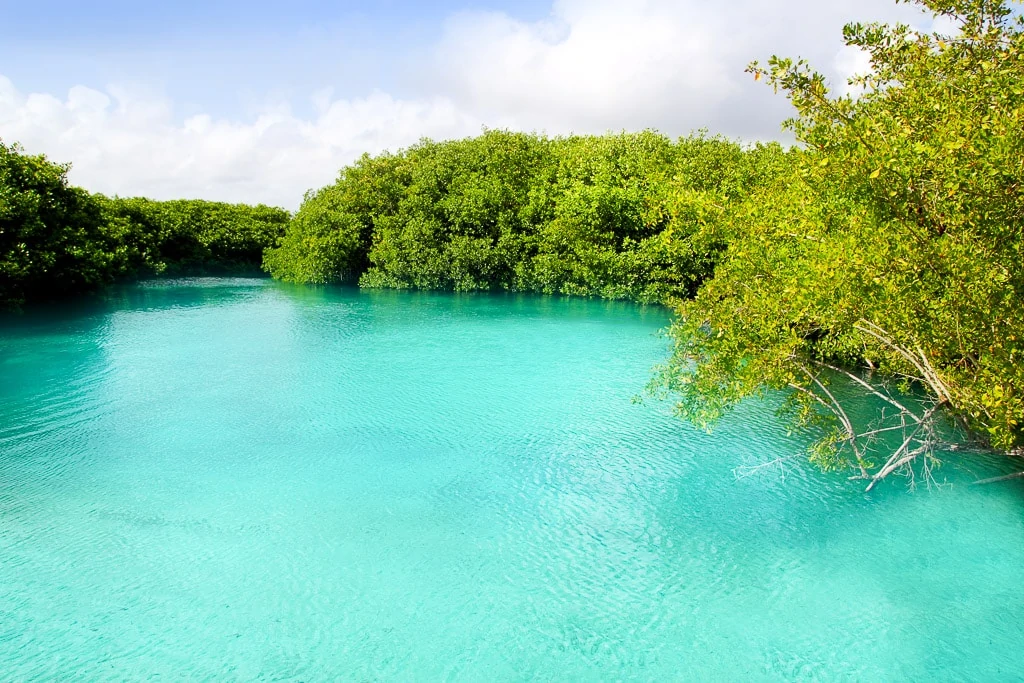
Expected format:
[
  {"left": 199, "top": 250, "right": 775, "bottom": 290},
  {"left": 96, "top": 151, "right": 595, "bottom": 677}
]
[
  {"left": 100, "top": 196, "right": 290, "bottom": 276},
  {"left": 1, "top": 141, "right": 119, "bottom": 306},
  {"left": 655, "top": 0, "right": 1024, "bottom": 480},
  {"left": 265, "top": 130, "right": 790, "bottom": 303},
  {"left": 0, "top": 139, "right": 289, "bottom": 307}
]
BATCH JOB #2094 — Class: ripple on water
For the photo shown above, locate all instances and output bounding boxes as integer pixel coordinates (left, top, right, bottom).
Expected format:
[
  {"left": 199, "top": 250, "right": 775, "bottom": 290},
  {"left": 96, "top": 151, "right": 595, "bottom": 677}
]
[{"left": 1, "top": 279, "right": 1023, "bottom": 680}]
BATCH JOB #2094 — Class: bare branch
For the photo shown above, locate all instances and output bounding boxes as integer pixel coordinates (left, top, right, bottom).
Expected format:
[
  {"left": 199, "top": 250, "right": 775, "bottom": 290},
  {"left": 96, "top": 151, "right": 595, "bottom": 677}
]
[
  {"left": 854, "top": 319, "right": 952, "bottom": 404},
  {"left": 796, "top": 363, "right": 870, "bottom": 476},
  {"left": 865, "top": 404, "right": 943, "bottom": 492},
  {"left": 972, "top": 471, "right": 1024, "bottom": 486},
  {"left": 734, "top": 454, "right": 802, "bottom": 480},
  {"left": 811, "top": 358, "right": 922, "bottom": 423},
  {"left": 855, "top": 424, "right": 912, "bottom": 439}
]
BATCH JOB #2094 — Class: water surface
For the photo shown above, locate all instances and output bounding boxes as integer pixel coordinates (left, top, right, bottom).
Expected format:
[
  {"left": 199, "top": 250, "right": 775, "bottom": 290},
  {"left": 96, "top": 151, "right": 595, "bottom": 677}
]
[{"left": 1, "top": 278, "right": 1022, "bottom": 680}]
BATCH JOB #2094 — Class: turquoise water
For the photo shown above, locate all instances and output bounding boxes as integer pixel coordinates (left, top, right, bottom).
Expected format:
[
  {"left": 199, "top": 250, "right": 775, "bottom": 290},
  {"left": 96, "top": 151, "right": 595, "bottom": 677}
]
[{"left": 1, "top": 278, "right": 1023, "bottom": 680}]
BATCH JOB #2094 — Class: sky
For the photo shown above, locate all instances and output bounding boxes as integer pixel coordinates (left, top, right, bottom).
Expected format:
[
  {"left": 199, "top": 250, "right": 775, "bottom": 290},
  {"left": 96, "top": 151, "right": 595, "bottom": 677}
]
[{"left": 0, "top": 0, "right": 935, "bottom": 209}]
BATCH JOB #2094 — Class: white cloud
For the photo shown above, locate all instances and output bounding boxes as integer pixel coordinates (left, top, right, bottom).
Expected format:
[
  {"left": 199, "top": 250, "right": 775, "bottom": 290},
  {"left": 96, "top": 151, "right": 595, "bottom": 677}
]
[
  {"left": 833, "top": 46, "right": 874, "bottom": 97},
  {"left": 431, "top": 0, "right": 927, "bottom": 137},
  {"left": 0, "top": 0, "right": 933, "bottom": 208},
  {"left": 433, "top": 0, "right": 739, "bottom": 134},
  {"left": 0, "top": 76, "right": 483, "bottom": 209}
]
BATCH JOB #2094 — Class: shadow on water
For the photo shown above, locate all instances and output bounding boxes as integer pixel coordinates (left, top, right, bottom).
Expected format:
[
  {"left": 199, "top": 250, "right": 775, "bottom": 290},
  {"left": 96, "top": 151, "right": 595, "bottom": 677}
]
[
  {"left": 1, "top": 276, "right": 274, "bottom": 331},
  {"left": 278, "top": 281, "right": 670, "bottom": 323}
]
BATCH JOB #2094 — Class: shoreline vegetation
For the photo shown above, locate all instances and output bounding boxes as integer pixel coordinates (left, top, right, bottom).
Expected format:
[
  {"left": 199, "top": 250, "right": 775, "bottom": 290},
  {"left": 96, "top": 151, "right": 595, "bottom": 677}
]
[{"left": 2, "top": 0, "right": 1021, "bottom": 486}]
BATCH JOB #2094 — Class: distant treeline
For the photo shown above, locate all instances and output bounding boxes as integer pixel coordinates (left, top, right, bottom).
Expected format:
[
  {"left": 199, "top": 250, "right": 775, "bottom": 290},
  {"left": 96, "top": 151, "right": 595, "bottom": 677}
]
[
  {"left": 0, "top": 141, "right": 289, "bottom": 307},
  {"left": 264, "top": 131, "right": 790, "bottom": 303},
  {"left": 2, "top": 0, "right": 1020, "bottom": 478}
]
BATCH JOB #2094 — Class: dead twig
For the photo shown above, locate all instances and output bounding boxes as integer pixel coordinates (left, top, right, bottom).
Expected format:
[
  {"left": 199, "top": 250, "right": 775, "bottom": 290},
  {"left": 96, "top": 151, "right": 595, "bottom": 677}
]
[{"left": 972, "top": 471, "right": 1024, "bottom": 485}]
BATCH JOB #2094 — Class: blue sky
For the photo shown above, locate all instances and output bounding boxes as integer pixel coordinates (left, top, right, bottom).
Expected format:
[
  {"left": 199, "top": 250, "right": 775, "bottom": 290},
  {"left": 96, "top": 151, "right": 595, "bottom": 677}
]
[
  {"left": 0, "top": 0, "right": 932, "bottom": 207},
  {"left": 2, "top": 0, "right": 552, "bottom": 116}
]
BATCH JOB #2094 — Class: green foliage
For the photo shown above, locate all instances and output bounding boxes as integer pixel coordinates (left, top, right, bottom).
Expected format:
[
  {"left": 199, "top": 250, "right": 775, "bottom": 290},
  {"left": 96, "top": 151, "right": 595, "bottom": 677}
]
[
  {"left": 657, "top": 0, "right": 1024, "bottom": 464},
  {"left": 101, "top": 196, "right": 289, "bottom": 276},
  {"left": 359, "top": 131, "right": 556, "bottom": 292},
  {"left": 265, "top": 151, "right": 406, "bottom": 283},
  {"left": 266, "top": 130, "right": 790, "bottom": 303},
  {"left": 0, "top": 140, "right": 289, "bottom": 307},
  {"left": 1, "top": 141, "right": 117, "bottom": 306}
]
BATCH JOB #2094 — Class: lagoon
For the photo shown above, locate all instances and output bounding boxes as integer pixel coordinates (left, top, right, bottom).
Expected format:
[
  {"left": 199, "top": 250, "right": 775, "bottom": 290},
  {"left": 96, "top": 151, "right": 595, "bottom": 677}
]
[{"left": 1, "top": 278, "right": 1022, "bottom": 679}]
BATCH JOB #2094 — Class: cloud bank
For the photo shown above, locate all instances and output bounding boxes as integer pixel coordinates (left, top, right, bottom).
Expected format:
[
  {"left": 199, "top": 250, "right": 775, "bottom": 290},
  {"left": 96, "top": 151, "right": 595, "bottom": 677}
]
[
  {"left": 0, "top": 0, "right": 928, "bottom": 209},
  {"left": 0, "top": 77, "right": 483, "bottom": 209}
]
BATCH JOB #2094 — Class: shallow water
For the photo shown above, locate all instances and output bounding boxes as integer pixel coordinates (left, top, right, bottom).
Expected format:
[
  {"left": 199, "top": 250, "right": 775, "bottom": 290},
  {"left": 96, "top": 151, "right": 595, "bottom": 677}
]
[{"left": 1, "top": 278, "right": 1022, "bottom": 680}]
